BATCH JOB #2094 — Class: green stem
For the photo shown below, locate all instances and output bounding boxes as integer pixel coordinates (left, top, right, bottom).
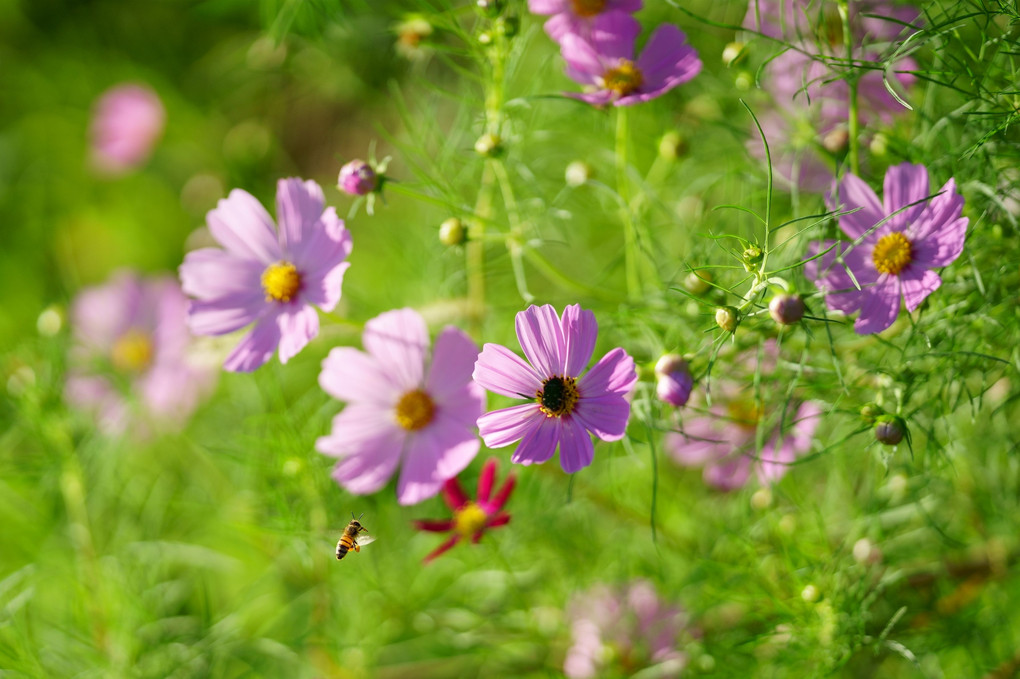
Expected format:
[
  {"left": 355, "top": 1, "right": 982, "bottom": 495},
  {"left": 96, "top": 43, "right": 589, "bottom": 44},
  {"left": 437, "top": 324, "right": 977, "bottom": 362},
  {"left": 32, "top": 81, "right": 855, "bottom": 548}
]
[
  {"left": 492, "top": 159, "right": 534, "bottom": 303},
  {"left": 467, "top": 163, "right": 495, "bottom": 336},
  {"left": 840, "top": 0, "right": 861, "bottom": 176},
  {"left": 615, "top": 107, "right": 641, "bottom": 302}
]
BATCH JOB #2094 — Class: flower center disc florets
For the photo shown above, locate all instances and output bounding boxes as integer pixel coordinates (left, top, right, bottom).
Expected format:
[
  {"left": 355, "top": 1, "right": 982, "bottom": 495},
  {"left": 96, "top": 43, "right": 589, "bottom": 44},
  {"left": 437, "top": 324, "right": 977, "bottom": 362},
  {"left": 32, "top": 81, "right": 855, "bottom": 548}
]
[
  {"left": 602, "top": 60, "right": 644, "bottom": 97},
  {"left": 537, "top": 375, "right": 580, "bottom": 417},
  {"left": 728, "top": 400, "right": 762, "bottom": 430},
  {"left": 571, "top": 0, "right": 607, "bottom": 17},
  {"left": 872, "top": 232, "right": 913, "bottom": 275},
  {"left": 111, "top": 329, "right": 153, "bottom": 373},
  {"left": 454, "top": 501, "right": 489, "bottom": 539},
  {"left": 261, "top": 261, "right": 302, "bottom": 302},
  {"left": 395, "top": 389, "right": 435, "bottom": 431}
]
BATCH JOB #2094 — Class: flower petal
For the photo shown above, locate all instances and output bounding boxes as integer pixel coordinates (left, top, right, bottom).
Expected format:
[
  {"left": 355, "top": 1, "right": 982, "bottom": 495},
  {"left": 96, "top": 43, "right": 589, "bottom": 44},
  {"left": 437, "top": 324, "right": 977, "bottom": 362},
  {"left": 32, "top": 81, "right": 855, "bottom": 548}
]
[
  {"left": 413, "top": 519, "right": 455, "bottom": 533},
  {"left": 589, "top": 12, "right": 640, "bottom": 61},
  {"left": 561, "top": 33, "right": 605, "bottom": 84},
  {"left": 426, "top": 326, "right": 481, "bottom": 400},
  {"left": 186, "top": 294, "right": 265, "bottom": 336},
  {"left": 442, "top": 477, "right": 470, "bottom": 511},
  {"left": 900, "top": 267, "right": 941, "bottom": 312},
  {"left": 319, "top": 346, "right": 401, "bottom": 406},
  {"left": 179, "top": 248, "right": 263, "bottom": 300},
  {"left": 473, "top": 343, "right": 544, "bottom": 399},
  {"left": 560, "top": 305, "right": 598, "bottom": 378},
  {"left": 291, "top": 207, "right": 353, "bottom": 279},
  {"left": 363, "top": 308, "right": 429, "bottom": 391},
  {"left": 704, "top": 455, "right": 753, "bottom": 491},
  {"left": 853, "top": 278, "right": 900, "bottom": 334},
  {"left": 276, "top": 303, "right": 319, "bottom": 364},
  {"left": 528, "top": 0, "right": 567, "bottom": 14},
  {"left": 317, "top": 405, "right": 405, "bottom": 495},
  {"left": 573, "top": 393, "right": 631, "bottom": 441},
  {"left": 300, "top": 261, "right": 351, "bottom": 313},
  {"left": 836, "top": 173, "right": 885, "bottom": 241},
  {"left": 275, "top": 178, "right": 325, "bottom": 252},
  {"left": 665, "top": 418, "right": 731, "bottom": 466},
  {"left": 222, "top": 313, "right": 282, "bottom": 372},
  {"left": 396, "top": 414, "right": 480, "bottom": 505},
  {"left": 635, "top": 24, "right": 699, "bottom": 86},
  {"left": 756, "top": 436, "right": 795, "bottom": 485},
  {"left": 71, "top": 271, "right": 141, "bottom": 352},
  {"left": 478, "top": 403, "right": 544, "bottom": 448},
  {"left": 476, "top": 459, "right": 498, "bottom": 505},
  {"left": 489, "top": 475, "right": 516, "bottom": 513},
  {"left": 207, "top": 189, "right": 282, "bottom": 264},
  {"left": 882, "top": 163, "right": 929, "bottom": 231},
  {"left": 511, "top": 415, "right": 561, "bottom": 466},
  {"left": 423, "top": 535, "right": 460, "bottom": 563},
  {"left": 515, "top": 304, "right": 567, "bottom": 377},
  {"left": 558, "top": 416, "right": 595, "bottom": 473},
  {"left": 792, "top": 401, "right": 823, "bottom": 453},
  {"left": 578, "top": 347, "right": 637, "bottom": 399}
]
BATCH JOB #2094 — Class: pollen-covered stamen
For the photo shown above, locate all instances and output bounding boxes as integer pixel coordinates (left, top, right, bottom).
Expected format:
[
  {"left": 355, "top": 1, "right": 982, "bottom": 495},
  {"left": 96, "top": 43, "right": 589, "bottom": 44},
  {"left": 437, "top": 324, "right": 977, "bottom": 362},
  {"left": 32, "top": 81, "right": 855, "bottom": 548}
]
[
  {"left": 261, "top": 261, "right": 302, "bottom": 302},
  {"left": 111, "top": 329, "right": 153, "bottom": 373},
  {"left": 601, "top": 60, "right": 644, "bottom": 97},
  {"left": 395, "top": 389, "right": 435, "bottom": 431},
  {"left": 727, "top": 400, "right": 762, "bottom": 430},
  {"left": 872, "top": 232, "right": 913, "bottom": 276},
  {"left": 536, "top": 375, "right": 580, "bottom": 417},
  {"left": 453, "top": 501, "right": 488, "bottom": 539},
  {"left": 570, "top": 0, "right": 607, "bottom": 17}
]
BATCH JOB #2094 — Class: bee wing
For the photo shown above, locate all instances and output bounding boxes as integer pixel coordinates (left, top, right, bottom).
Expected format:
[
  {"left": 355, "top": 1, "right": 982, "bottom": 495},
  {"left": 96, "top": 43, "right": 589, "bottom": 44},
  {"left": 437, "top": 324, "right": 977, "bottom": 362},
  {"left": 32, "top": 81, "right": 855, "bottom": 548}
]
[{"left": 357, "top": 534, "right": 376, "bottom": 547}]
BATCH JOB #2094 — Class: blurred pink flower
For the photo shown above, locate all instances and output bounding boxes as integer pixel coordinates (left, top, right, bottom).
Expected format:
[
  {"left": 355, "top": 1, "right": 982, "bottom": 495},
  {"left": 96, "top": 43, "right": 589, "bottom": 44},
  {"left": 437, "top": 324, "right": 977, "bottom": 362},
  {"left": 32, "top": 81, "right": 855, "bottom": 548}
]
[
  {"left": 565, "top": 579, "right": 694, "bottom": 679},
  {"left": 559, "top": 18, "right": 702, "bottom": 106},
  {"left": 665, "top": 342, "right": 822, "bottom": 490},
  {"left": 316, "top": 308, "right": 485, "bottom": 506},
  {"left": 805, "top": 163, "right": 968, "bottom": 334},
  {"left": 744, "top": 0, "right": 918, "bottom": 45},
  {"left": 528, "top": 0, "right": 641, "bottom": 42},
  {"left": 89, "top": 84, "right": 166, "bottom": 174},
  {"left": 473, "top": 304, "right": 637, "bottom": 473},
  {"left": 179, "top": 178, "right": 352, "bottom": 372},
  {"left": 413, "top": 458, "right": 516, "bottom": 562},
  {"left": 66, "top": 271, "right": 215, "bottom": 435}
]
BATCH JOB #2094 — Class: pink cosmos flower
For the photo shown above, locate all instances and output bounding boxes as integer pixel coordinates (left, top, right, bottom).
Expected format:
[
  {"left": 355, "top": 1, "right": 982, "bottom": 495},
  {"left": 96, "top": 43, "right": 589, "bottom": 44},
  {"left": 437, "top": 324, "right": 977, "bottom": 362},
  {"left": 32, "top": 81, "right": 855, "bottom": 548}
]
[
  {"left": 316, "top": 308, "right": 485, "bottom": 505},
  {"left": 66, "top": 271, "right": 215, "bottom": 435},
  {"left": 805, "top": 163, "right": 968, "bottom": 334},
  {"left": 528, "top": 0, "right": 641, "bottom": 42},
  {"left": 179, "top": 178, "right": 352, "bottom": 372},
  {"left": 413, "top": 458, "right": 516, "bottom": 562},
  {"left": 473, "top": 304, "right": 637, "bottom": 473},
  {"left": 665, "top": 342, "right": 821, "bottom": 490},
  {"left": 744, "top": 0, "right": 918, "bottom": 45},
  {"left": 564, "top": 580, "right": 694, "bottom": 679},
  {"left": 559, "top": 18, "right": 702, "bottom": 106},
  {"left": 89, "top": 83, "right": 166, "bottom": 175}
]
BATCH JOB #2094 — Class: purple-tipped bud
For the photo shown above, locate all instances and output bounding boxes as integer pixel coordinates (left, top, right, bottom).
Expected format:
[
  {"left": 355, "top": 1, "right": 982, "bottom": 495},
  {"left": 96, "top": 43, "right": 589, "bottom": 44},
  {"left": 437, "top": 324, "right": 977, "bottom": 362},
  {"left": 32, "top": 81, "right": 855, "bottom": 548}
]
[
  {"left": 874, "top": 415, "right": 906, "bottom": 446},
  {"left": 338, "top": 159, "right": 378, "bottom": 196},
  {"left": 769, "top": 294, "right": 805, "bottom": 325},
  {"left": 654, "top": 354, "right": 693, "bottom": 407}
]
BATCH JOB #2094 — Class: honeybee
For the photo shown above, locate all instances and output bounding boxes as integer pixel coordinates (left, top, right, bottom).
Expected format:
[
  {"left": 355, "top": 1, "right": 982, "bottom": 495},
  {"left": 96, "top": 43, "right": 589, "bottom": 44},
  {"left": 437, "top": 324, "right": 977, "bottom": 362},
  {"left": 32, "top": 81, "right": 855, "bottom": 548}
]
[{"left": 335, "top": 513, "right": 375, "bottom": 560}]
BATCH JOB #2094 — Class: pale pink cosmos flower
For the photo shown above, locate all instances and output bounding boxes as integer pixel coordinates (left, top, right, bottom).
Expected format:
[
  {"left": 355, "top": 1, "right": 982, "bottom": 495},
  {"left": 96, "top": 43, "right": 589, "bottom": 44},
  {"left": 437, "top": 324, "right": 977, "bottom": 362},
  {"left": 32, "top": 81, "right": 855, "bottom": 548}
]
[
  {"left": 665, "top": 342, "right": 822, "bottom": 490},
  {"left": 89, "top": 84, "right": 166, "bottom": 175},
  {"left": 316, "top": 308, "right": 485, "bottom": 506},
  {"left": 179, "top": 178, "right": 352, "bottom": 372},
  {"left": 66, "top": 271, "right": 215, "bottom": 435},
  {"left": 473, "top": 304, "right": 637, "bottom": 474},
  {"left": 559, "top": 17, "right": 702, "bottom": 106},
  {"left": 565, "top": 580, "right": 694, "bottom": 679},
  {"left": 528, "top": 0, "right": 641, "bottom": 42},
  {"left": 805, "top": 163, "right": 968, "bottom": 334}
]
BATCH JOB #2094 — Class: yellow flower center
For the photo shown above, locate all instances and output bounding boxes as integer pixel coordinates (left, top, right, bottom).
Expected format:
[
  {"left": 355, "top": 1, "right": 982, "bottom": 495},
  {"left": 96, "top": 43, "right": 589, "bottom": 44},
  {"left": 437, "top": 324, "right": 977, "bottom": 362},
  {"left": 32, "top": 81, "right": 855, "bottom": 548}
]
[
  {"left": 872, "top": 232, "right": 913, "bottom": 276},
  {"left": 261, "top": 261, "right": 302, "bottom": 302},
  {"left": 454, "top": 502, "right": 489, "bottom": 539},
  {"left": 728, "top": 400, "right": 762, "bottom": 430},
  {"left": 395, "top": 389, "right": 435, "bottom": 431},
  {"left": 571, "top": 0, "right": 607, "bottom": 17},
  {"left": 602, "top": 60, "right": 644, "bottom": 97},
  {"left": 537, "top": 375, "right": 579, "bottom": 418},
  {"left": 111, "top": 329, "right": 153, "bottom": 373}
]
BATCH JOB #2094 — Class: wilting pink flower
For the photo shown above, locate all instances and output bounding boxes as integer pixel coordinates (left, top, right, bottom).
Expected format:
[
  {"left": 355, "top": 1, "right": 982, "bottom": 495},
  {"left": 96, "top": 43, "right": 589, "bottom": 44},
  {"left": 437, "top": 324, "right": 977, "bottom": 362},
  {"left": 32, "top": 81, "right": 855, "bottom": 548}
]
[
  {"left": 528, "top": 0, "right": 641, "bottom": 42},
  {"left": 473, "top": 304, "right": 637, "bottom": 473},
  {"left": 565, "top": 580, "right": 695, "bottom": 679},
  {"left": 666, "top": 342, "right": 821, "bottom": 490},
  {"left": 66, "top": 271, "right": 215, "bottom": 434},
  {"left": 560, "top": 19, "right": 702, "bottom": 106},
  {"left": 805, "top": 163, "right": 967, "bottom": 334},
  {"left": 316, "top": 308, "right": 485, "bottom": 505},
  {"left": 413, "top": 458, "right": 516, "bottom": 562},
  {"left": 179, "top": 178, "right": 352, "bottom": 372},
  {"left": 89, "top": 84, "right": 166, "bottom": 174}
]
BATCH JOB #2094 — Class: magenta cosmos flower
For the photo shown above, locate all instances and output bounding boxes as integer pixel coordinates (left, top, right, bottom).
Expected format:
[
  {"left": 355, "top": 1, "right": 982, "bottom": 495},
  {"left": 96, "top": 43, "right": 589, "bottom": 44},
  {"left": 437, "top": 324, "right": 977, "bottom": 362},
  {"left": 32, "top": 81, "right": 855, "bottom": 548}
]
[
  {"left": 413, "top": 458, "right": 516, "bottom": 562},
  {"left": 179, "top": 178, "right": 352, "bottom": 372},
  {"left": 665, "top": 342, "right": 821, "bottom": 490},
  {"left": 805, "top": 163, "right": 968, "bottom": 334},
  {"left": 66, "top": 271, "right": 215, "bottom": 435},
  {"left": 528, "top": 0, "right": 641, "bottom": 42},
  {"left": 473, "top": 304, "right": 637, "bottom": 473},
  {"left": 560, "top": 18, "right": 702, "bottom": 106},
  {"left": 316, "top": 308, "right": 485, "bottom": 505},
  {"left": 89, "top": 83, "right": 166, "bottom": 174},
  {"left": 564, "top": 580, "right": 695, "bottom": 679}
]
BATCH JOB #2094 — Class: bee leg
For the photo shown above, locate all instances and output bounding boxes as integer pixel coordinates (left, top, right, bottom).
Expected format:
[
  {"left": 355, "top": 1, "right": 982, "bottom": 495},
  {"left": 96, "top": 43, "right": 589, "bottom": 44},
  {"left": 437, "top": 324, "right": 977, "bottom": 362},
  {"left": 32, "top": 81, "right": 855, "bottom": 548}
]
[{"left": 354, "top": 544, "right": 361, "bottom": 552}]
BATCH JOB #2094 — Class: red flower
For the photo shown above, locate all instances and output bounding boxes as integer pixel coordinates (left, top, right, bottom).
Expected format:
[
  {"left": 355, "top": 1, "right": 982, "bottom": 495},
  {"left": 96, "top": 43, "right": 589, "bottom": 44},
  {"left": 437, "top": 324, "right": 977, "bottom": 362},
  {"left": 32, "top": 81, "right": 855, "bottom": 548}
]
[{"left": 413, "top": 458, "right": 516, "bottom": 562}]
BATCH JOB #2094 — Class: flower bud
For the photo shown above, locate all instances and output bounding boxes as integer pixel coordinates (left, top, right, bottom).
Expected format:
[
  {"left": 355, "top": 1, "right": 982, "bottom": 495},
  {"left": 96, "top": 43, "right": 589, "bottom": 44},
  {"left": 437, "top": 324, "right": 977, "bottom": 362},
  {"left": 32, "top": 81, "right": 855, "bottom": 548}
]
[
  {"left": 684, "top": 270, "right": 712, "bottom": 295},
  {"left": 476, "top": 0, "right": 505, "bottom": 16},
  {"left": 822, "top": 127, "right": 849, "bottom": 154},
  {"left": 439, "top": 217, "right": 466, "bottom": 246},
  {"left": 564, "top": 160, "right": 592, "bottom": 187},
  {"left": 715, "top": 306, "right": 737, "bottom": 333},
  {"left": 658, "top": 131, "right": 688, "bottom": 160},
  {"left": 768, "top": 293, "right": 805, "bottom": 325},
  {"left": 869, "top": 132, "right": 888, "bottom": 157},
  {"left": 859, "top": 402, "right": 884, "bottom": 424},
  {"left": 474, "top": 132, "right": 502, "bottom": 157},
  {"left": 722, "top": 41, "right": 746, "bottom": 67},
  {"left": 338, "top": 159, "right": 378, "bottom": 196},
  {"left": 654, "top": 354, "right": 693, "bottom": 407},
  {"left": 742, "top": 245, "right": 763, "bottom": 266},
  {"left": 874, "top": 414, "right": 906, "bottom": 445}
]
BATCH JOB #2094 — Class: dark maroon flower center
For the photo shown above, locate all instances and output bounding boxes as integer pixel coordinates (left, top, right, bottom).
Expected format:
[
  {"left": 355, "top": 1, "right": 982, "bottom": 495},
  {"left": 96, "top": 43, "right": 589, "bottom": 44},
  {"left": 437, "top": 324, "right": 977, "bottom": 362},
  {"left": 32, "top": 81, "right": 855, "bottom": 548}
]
[
  {"left": 537, "top": 375, "right": 579, "bottom": 417},
  {"left": 602, "top": 60, "right": 644, "bottom": 97},
  {"left": 571, "top": 0, "right": 607, "bottom": 17}
]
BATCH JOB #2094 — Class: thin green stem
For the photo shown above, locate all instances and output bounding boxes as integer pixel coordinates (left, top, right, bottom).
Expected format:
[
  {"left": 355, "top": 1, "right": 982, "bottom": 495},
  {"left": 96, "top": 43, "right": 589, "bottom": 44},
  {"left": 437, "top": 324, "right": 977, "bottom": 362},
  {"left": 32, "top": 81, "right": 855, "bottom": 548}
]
[
  {"left": 840, "top": 0, "right": 861, "bottom": 176},
  {"left": 615, "top": 107, "right": 641, "bottom": 302},
  {"left": 492, "top": 159, "right": 534, "bottom": 303}
]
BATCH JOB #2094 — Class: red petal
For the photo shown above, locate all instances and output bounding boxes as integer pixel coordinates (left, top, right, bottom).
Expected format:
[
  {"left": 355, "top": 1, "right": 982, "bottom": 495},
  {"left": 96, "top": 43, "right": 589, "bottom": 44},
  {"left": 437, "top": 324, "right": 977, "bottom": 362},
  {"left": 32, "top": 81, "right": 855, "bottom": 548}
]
[
  {"left": 413, "top": 519, "right": 455, "bottom": 533},
  {"left": 490, "top": 474, "right": 517, "bottom": 511},
  {"left": 487, "top": 513, "right": 511, "bottom": 528},
  {"left": 442, "top": 477, "right": 469, "bottom": 511},
  {"left": 477, "top": 458, "right": 498, "bottom": 504},
  {"left": 423, "top": 535, "right": 460, "bottom": 563}
]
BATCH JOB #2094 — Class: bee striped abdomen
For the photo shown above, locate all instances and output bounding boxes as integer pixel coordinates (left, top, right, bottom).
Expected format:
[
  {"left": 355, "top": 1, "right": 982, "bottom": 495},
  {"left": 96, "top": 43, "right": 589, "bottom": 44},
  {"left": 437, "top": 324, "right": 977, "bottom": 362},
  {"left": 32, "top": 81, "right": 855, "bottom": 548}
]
[{"left": 336, "top": 535, "right": 355, "bottom": 560}]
